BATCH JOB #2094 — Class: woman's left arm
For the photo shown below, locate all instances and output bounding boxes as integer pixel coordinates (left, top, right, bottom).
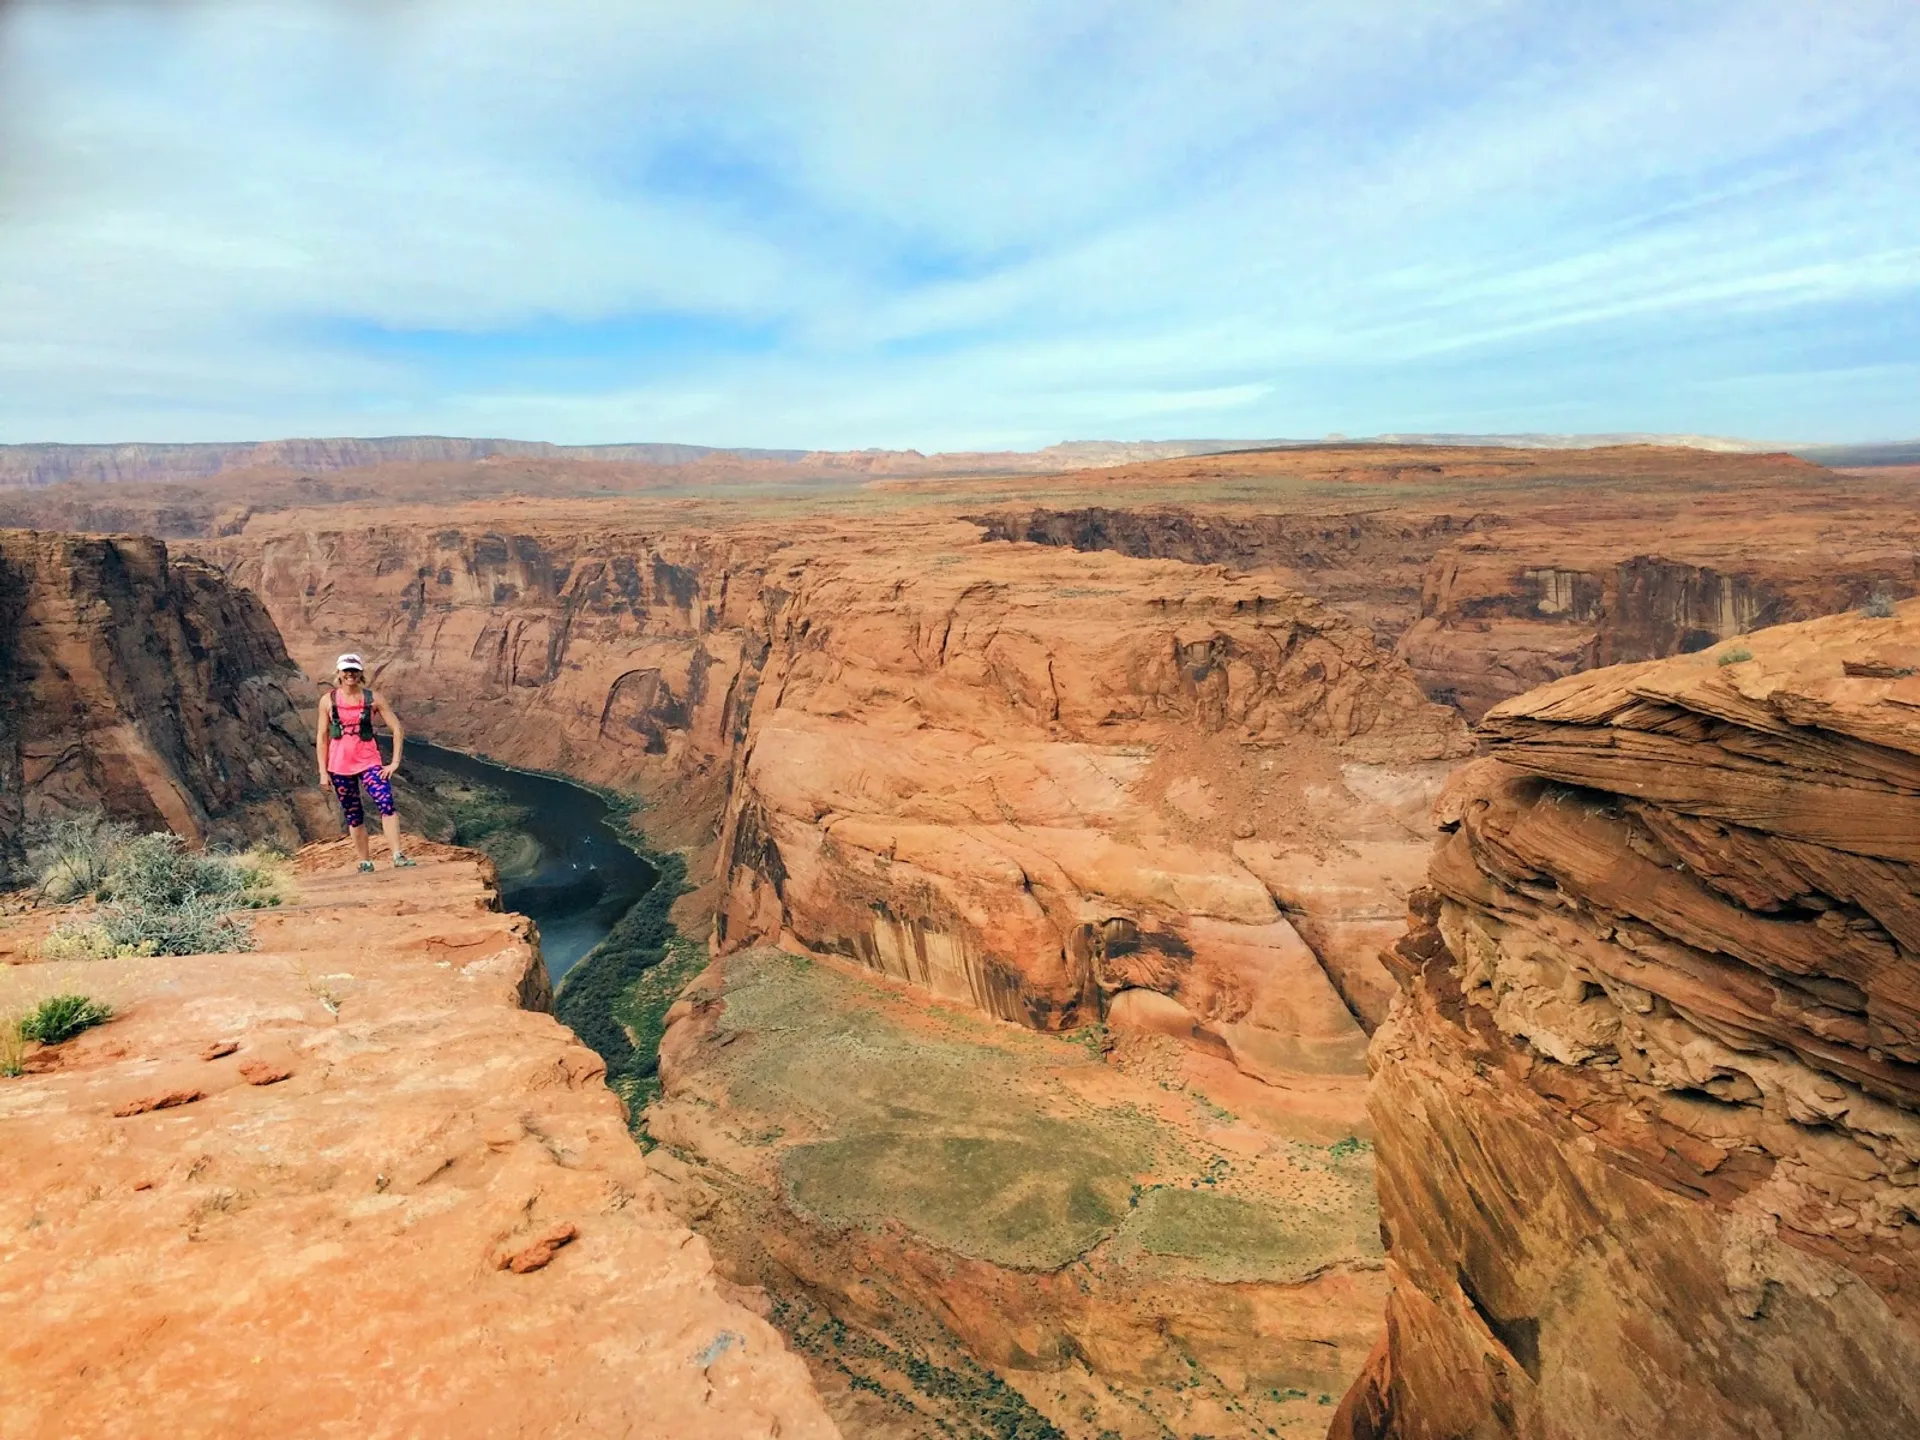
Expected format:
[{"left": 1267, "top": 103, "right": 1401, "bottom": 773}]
[{"left": 375, "top": 691, "right": 405, "bottom": 777}]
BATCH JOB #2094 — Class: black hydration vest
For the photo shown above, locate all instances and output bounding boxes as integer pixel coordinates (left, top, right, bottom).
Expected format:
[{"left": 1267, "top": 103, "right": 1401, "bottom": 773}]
[{"left": 328, "top": 688, "right": 377, "bottom": 741}]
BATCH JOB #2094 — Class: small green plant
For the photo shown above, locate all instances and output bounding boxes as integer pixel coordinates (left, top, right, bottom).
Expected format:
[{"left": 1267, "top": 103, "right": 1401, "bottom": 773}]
[
  {"left": 19, "top": 994, "right": 112, "bottom": 1045},
  {"left": 1327, "top": 1134, "right": 1370, "bottom": 1160},
  {"left": 1063, "top": 1022, "right": 1110, "bottom": 1058},
  {"left": 1717, "top": 646, "right": 1753, "bottom": 666}
]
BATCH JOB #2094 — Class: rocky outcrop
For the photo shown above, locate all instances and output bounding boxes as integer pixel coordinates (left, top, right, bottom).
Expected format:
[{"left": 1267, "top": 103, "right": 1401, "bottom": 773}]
[
  {"left": 1336, "top": 602, "right": 1920, "bottom": 1438},
  {"left": 0, "top": 530, "right": 327, "bottom": 878},
  {"left": 712, "top": 533, "right": 1467, "bottom": 1051},
  {"left": 0, "top": 840, "right": 837, "bottom": 1440}
]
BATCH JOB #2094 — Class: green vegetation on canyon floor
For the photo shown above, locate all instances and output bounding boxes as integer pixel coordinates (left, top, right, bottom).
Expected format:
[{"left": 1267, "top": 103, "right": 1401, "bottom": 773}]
[
  {"left": 700, "top": 951, "right": 1378, "bottom": 1280},
  {"left": 553, "top": 847, "right": 694, "bottom": 1127},
  {"left": 645, "top": 948, "right": 1383, "bottom": 1439}
]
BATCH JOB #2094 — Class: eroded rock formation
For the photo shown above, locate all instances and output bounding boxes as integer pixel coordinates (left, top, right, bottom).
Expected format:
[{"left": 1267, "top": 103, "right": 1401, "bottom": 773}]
[
  {"left": 1336, "top": 601, "right": 1920, "bottom": 1438},
  {"left": 0, "top": 529, "right": 327, "bottom": 878},
  {"left": 0, "top": 841, "right": 837, "bottom": 1440},
  {"left": 710, "top": 532, "right": 1467, "bottom": 1050},
  {"left": 204, "top": 506, "right": 1466, "bottom": 1051}
]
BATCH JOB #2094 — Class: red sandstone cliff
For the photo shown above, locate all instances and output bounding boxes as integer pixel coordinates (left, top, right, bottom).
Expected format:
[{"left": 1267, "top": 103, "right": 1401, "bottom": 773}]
[
  {"left": 0, "top": 530, "right": 328, "bottom": 878},
  {"left": 1333, "top": 602, "right": 1920, "bottom": 1438},
  {"left": 203, "top": 505, "right": 1468, "bottom": 1049}
]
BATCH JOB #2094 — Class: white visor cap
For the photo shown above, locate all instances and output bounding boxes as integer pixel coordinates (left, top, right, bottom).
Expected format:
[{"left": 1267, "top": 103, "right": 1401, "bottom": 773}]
[{"left": 335, "top": 653, "right": 365, "bottom": 672}]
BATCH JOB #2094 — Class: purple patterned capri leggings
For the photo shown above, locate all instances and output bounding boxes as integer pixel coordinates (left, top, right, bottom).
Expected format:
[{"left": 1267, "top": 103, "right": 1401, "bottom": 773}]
[{"left": 330, "top": 767, "right": 395, "bottom": 829}]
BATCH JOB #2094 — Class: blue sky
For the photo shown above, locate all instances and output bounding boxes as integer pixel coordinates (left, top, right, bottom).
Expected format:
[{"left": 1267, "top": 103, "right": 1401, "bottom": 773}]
[{"left": 0, "top": 1, "right": 1915, "bottom": 448}]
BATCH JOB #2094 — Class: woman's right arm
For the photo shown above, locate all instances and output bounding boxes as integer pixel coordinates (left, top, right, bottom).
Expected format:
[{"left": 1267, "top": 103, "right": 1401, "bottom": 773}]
[{"left": 314, "top": 697, "right": 331, "bottom": 784}]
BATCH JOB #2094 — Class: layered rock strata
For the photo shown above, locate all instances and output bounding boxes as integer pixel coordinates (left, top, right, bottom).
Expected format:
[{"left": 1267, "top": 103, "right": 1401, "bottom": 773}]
[
  {"left": 1336, "top": 601, "right": 1920, "bottom": 1438},
  {"left": 0, "top": 841, "right": 837, "bottom": 1440},
  {"left": 0, "top": 529, "right": 326, "bottom": 878}
]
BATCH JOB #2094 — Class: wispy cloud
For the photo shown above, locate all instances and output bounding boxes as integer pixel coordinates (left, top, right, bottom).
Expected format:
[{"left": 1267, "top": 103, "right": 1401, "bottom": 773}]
[{"left": 0, "top": 0, "right": 1915, "bottom": 446}]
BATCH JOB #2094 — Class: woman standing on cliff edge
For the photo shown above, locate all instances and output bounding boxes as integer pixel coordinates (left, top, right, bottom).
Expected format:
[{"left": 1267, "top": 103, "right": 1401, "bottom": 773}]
[{"left": 316, "top": 652, "right": 414, "bottom": 873}]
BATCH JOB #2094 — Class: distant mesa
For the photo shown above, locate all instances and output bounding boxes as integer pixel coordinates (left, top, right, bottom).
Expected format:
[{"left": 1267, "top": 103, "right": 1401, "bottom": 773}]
[{"left": 2, "top": 431, "right": 1914, "bottom": 489}]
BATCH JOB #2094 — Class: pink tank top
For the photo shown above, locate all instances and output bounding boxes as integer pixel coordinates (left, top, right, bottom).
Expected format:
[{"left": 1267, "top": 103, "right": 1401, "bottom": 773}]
[{"left": 327, "top": 691, "right": 384, "bottom": 775}]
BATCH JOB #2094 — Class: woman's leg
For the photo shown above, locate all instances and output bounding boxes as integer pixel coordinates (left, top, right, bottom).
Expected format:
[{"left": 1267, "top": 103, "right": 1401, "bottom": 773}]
[
  {"left": 330, "top": 773, "right": 371, "bottom": 861},
  {"left": 361, "top": 768, "right": 404, "bottom": 861}
]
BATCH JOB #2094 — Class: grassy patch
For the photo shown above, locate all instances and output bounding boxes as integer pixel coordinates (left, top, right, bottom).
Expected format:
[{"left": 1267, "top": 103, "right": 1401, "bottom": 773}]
[
  {"left": 1121, "top": 1188, "right": 1352, "bottom": 1282},
  {"left": 783, "top": 1122, "right": 1140, "bottom": 1270},
  {"left": 19, "top": 994, "right": 112, "bottom": 1045},
  {"left": 694, "top": 952, "right": 1171, "bottom": 1267}
]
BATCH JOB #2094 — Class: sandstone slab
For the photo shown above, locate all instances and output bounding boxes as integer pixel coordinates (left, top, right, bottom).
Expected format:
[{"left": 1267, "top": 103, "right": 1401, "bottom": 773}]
[{"left": 0, "top": 840, "right": 836, "bottom": 1440}]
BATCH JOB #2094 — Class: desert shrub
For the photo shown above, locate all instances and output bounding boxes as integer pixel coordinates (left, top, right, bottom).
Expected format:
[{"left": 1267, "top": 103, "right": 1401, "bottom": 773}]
[
  {"left": 0, "top": 1018, "right": 24, "bottom": 1077},
  {"left": 1864, "top": 589, "right": 1897, "bottom": 619},
  {"left": 98, "top": 894, "right": 255, "bottom": 956},
  {"left": 224, "top": 849, "right": 293, "bottom": 908},
  {"left": 37, "top": 920, "right": 123, "bottom": 962},
  {"left": 19, "top": 993, "right": 112, "bottom": 1045},
  {"left": 26, "top": 812, "right": 136, "bottom": 902},
  {"left": 34, "top": 831, "right": 270, "bottom": 959},
  {"left": 105, "top": 833, "right": 249, "bottom": 910},
  {"left": 1718, "top": 646, "right": 1753, "bottom": 666}
]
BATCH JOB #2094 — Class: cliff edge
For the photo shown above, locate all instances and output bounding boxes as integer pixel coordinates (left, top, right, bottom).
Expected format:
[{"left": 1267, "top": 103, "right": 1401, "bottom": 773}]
[
  {"left": 0, "top": 841, "right": 837, "bottom": 1440},
  {"left": 1334, "top": 601, "right": 1920, "bottom": 1437}
]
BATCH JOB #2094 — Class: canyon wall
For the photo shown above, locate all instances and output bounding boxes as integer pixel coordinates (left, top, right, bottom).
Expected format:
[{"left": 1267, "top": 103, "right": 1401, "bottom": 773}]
[
  {"left": 710, "top": 528, "right": 1468, "bottom": 1046},
  {"left": 201, "top": 511, "right": 781, "bottom": 914},
  {"left": 1334, "top": 602, "right": 1920, "bottom": 1438},
  {"left": 973, "top": 497, "right": 1919, "bottom": 722},
  {"left": 0, "top": 529, "right": 327, "bottom": 878},
  {"left": 1400, "top": 540, "right": 1917, "bottom": 719},
  {"left": 203, "top": 507, "right": 1468, "bottom": 1044}
]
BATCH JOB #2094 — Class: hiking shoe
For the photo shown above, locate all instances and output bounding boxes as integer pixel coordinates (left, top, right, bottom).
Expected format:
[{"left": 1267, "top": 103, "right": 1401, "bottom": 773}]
[
  {"left": 357, "top": 860, "right": 376, "bottom": 874},
  {"left": 392, "top": 853, "right": 417, "bottom": 869}
]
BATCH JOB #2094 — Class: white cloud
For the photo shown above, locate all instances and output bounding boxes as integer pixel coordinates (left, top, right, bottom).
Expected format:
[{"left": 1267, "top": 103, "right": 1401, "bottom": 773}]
[{"left": 0, "top": 0, "right": 1915, "bottom": 446}]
